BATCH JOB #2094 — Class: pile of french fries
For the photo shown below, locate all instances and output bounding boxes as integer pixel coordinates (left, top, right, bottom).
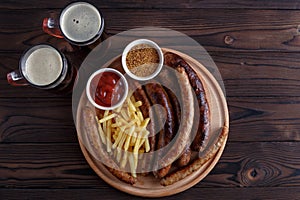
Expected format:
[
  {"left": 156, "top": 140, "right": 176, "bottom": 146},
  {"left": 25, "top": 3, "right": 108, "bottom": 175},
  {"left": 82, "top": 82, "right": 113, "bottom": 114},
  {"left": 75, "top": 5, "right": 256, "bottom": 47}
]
[{"left": 96, "top": 91, "right": 150, "bottom": 177}]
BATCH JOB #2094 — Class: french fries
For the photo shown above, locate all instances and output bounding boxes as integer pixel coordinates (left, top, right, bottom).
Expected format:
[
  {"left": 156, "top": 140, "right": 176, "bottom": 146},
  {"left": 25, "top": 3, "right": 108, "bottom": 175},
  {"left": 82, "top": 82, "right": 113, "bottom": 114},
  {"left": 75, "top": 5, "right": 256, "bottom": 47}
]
[{"left": 96, "top": 91, "right": 151, "bottom": 177}]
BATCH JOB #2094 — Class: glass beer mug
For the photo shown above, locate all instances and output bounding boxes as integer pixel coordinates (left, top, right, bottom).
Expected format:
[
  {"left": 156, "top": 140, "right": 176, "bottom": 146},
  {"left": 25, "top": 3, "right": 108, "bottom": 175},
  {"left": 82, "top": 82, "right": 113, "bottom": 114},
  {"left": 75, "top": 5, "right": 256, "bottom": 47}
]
[
  {"left": 42, "top": 2, "right": 105, "bottom": 46},
  {"left": 7, "top": 44, "right": 77, "bottom": 92}
]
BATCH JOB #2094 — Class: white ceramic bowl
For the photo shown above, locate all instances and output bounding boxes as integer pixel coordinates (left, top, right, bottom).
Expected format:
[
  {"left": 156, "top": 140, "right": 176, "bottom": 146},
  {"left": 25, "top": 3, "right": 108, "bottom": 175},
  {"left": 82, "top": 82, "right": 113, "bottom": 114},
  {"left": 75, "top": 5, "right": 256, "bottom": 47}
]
[
  {"left": 121, "top": 39, "right": 164, "bottom": 81},
  {"left": 86, "top": 68, "right": 128, "bottom": 110}
]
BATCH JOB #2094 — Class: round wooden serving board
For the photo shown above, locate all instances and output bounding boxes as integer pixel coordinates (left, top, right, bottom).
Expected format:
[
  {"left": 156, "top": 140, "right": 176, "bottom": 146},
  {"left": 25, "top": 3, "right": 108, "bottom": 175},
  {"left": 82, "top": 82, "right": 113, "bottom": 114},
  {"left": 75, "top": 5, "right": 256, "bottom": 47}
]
[{"left": 76, "top": 48, "right": 229, "bottom": 197}]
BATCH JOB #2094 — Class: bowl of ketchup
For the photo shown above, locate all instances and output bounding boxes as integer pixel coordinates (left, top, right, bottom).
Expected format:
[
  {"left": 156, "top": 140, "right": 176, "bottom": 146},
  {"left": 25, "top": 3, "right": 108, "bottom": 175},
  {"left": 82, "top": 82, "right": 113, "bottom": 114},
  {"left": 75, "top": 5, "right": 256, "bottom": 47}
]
[{"left": 86, "top": 68, "right": 128, "bottom": 110}]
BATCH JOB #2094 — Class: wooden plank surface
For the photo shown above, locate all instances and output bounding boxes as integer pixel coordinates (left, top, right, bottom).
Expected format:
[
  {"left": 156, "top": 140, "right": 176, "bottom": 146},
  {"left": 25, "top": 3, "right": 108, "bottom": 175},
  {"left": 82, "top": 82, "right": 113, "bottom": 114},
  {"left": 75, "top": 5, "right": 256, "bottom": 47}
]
[
  {"left": 0, "top": 98, "right": 76, "bottom": 143},
  {"left": 2, "top": 9, "right": 300, "bottom": 52},
  {"left": 2, "top": 0, "right": 300, "bottom": 10},
  {"left": 1, "top": 0, "right": 300, "bottom": 199},
  {"left": 212, "top": 52, "right": 300, "bottom": 97},
  {"left": 1, "top": 188, "right": 300, "bottom": 200},
  {"left": 0, "top": 142, "right": 299, "bottom": 188}
]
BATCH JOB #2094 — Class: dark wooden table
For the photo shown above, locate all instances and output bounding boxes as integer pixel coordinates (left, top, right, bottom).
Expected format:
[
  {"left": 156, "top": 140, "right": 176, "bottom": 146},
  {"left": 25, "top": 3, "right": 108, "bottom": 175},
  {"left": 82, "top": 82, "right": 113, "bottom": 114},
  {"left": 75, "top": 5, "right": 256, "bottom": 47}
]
[{"left": 1, "top": 1, "right": 300, "bottom": 199}]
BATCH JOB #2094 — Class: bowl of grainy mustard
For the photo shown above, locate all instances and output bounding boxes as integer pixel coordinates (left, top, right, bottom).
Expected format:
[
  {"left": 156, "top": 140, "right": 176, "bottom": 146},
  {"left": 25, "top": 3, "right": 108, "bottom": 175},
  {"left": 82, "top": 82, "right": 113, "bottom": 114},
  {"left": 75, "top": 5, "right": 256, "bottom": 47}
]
[{"left": 122, "top": 39, "right": 164, "bottom": 81}]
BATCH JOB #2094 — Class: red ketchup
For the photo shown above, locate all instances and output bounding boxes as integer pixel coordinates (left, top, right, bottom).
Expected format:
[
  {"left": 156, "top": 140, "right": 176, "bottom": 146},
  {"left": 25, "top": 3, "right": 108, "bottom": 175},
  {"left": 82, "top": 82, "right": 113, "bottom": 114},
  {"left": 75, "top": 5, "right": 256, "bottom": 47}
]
[{"left": 90, "top": 71, "right": 125, "bottom": 107}]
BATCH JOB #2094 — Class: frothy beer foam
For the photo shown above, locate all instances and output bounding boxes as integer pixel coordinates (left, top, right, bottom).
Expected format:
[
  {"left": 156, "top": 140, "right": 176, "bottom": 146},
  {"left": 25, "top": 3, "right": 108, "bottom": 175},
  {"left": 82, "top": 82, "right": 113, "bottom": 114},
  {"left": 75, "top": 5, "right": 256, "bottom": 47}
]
[
  {"left": 60, "top": 2, "right": 101, "bottom": 43},
  {"left": 25, "top": 47, "right": 63, "bottom": 86}
]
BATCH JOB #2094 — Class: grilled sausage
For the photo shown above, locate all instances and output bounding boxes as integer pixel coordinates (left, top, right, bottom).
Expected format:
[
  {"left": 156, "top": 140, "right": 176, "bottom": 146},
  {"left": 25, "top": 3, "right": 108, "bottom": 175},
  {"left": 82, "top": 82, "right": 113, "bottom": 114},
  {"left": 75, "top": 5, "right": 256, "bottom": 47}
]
[
  {"left": 176, "top": 91, "right": 200, "bottom": 167},
  {"left": 132, "top": 81, "right": 156, "bottom": 173},
  {"left": 157, "top": 68, "right": 181, "bottom": 130},
  {"left": 144, "top": 83, "right": 175, "bottom": 178},
  {"left": 162, "top": 86, "right": 181, "bottom": 131},
  {"left": 160, "top": 125, "right": 228, "bottom": 186},
  {"left": 176, "top": 146, "right": 192, "bottom": 167},
  {"left": 158, "top": 68, "right": 192, "bottom": 168},
  {"left": 158, "top": 66, "right": 194, "bottom": 168},
  {"left": 81, "top": 106, "right": 137, "bottom": 184},
  {"left": 164, "top": 52, "right": 210, "bottom": 152}
]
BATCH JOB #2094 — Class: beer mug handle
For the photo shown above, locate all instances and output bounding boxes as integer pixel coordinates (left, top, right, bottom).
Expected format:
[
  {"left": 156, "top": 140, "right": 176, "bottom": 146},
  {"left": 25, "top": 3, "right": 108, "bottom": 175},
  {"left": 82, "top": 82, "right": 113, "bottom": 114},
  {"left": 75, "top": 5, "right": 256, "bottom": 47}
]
[
  {"left": 7, "top": 70, "right": 29, "bottom": 86},
  {"left": 43, "top": 17, "right": 64, "bottom": 38}
]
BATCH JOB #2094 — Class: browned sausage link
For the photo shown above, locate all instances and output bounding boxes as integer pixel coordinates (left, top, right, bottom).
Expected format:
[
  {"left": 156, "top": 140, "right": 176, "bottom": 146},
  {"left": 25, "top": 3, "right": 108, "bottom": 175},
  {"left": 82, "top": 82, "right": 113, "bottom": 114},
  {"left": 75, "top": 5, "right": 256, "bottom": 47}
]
[
  {"left": 164, "top": 52, "right": 210, "bottom": 151},
  {"left": 157, "top": 70, "right": 182, "bottom": 147},
  {"left": 144, "top": 84, "right": 165, "bottom": 177},
  {"left": 144, "top": 83, "right": 175, "bottom": 178},
  {"left": 159, "top": 67, "right": 194, "bottom": 168},
  {"left": 82, "top": 106, "right": 107, "bottom": 159},
  {"left": 162, "top": 87, "right": 181, "bottom": 132},
  {"left": 177, "top": 89, "right": 201, "bottom": 166},
  {"left": 132, "top": 81, "right": 156, "bottom": 173},
  {"left": 163, "top": 86, "right": 189, "bottom": 169},
  {"left": 133, "top": 81, "right": 155, "bottom": 146},
  {"left": 176, "top": 93, "right": 199, "bottom": 167},
  {"left": 157, "top": 68, "right": 181, "bottom": 130},
  {"left": 161, "top": 125, "right": 229, "bottom": 186},
  {"left": 107, "top": 167, "right": 137, "bottom": 185},
  {"left": 157, "top": 70, "right": 191, "bottom": 168},
  {"left": 176, "top": 146, "right": 192, "bottom": 167},
  {"left": 162, "top": 86, "right": 191, "bottom": 167},
  {"left": 157, "top": 164, "right": 172, "bottom": 178},
  {"left": 82, "top": 106, "right": 137, "bottom": 184}
]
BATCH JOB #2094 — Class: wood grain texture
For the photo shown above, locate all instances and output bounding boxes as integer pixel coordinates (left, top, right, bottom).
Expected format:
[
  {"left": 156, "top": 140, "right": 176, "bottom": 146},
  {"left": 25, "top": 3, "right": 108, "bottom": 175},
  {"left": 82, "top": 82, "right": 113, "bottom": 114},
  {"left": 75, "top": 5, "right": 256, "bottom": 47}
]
[
  {"left": 212, "top": 52, "right": 300, "bottom": 142},
  {"left": 0, "top": 142, "right": 299, "bottom": 189},
  {"left": 2, "top": 0, "right": 300, "bottom": 9},
  {"left": 229, "top": 98, "right": 300, "bottom": 142},
  {"left": 2, "top": 9, "right": 300, "bottom": 52},
  {"left": 0, "top": 144, "right": 103, "bottom": 188},
  {"left": 202, "top": 142, "right": 300, "bottom": 187},
  {"left": 0, "top": 98, "right": 76, "bottom": 143},
  {"left": 211, "top": 52, "right": 300, "bottom": 97},
  {"left": 1, "top": 187, "right": 300, "bottom": 200}
]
